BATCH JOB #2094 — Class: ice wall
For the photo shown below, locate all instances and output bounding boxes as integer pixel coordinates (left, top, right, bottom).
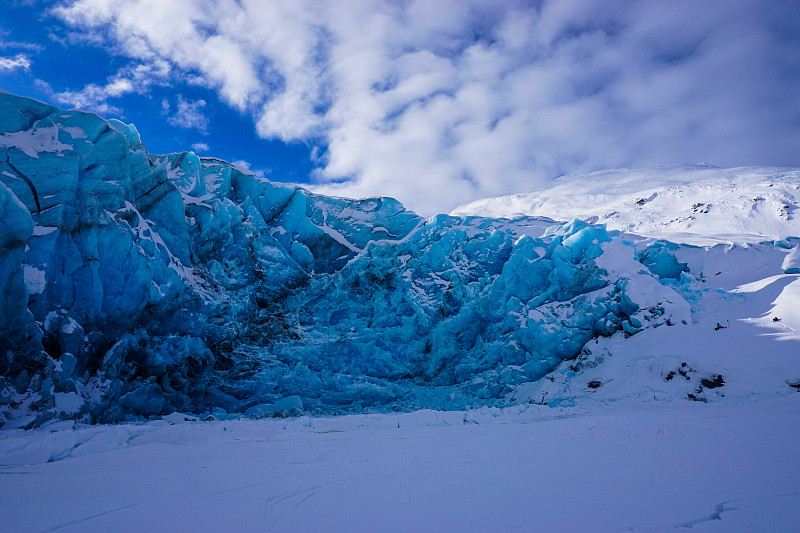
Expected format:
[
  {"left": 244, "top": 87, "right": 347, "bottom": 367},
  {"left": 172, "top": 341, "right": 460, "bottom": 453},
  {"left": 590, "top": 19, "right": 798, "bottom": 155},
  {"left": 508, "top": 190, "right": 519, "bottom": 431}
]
[{"left": 0, "top": 91, "right": 690, "bottom": 425}]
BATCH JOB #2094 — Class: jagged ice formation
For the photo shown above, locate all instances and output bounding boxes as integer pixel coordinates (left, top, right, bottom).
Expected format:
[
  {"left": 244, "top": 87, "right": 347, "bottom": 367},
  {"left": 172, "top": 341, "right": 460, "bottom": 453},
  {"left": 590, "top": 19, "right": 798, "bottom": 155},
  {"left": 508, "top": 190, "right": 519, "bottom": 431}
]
[{"left": 0, "top": 91, "right": 694, "bottom": 425}]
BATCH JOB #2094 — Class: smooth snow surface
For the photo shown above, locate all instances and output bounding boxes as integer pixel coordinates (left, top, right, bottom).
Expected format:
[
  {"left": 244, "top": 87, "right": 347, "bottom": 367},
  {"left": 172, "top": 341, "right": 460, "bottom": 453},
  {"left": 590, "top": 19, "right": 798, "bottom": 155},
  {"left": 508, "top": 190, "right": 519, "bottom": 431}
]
[
  {"left": 0, "top": 400, "right": 797, "bottom": 532},
  {"left": 453, "top": 165, "right": 800, "bottom": 245}
]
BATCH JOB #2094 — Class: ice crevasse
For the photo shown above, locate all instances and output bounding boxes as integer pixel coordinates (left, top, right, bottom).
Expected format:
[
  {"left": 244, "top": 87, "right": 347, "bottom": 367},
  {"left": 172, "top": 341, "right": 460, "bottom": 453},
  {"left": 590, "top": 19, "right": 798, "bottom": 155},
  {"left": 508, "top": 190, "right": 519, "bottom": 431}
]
[{"left": 0, "top": 90, "right": 691, "bottom": 424}]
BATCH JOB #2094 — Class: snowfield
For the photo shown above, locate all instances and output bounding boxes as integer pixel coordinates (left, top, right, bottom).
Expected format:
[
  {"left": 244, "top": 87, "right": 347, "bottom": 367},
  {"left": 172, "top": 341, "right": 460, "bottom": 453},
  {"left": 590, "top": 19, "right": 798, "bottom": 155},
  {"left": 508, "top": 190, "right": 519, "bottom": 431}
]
[{"left": 1, "top": 398, "right": 798, "bottom": 532}]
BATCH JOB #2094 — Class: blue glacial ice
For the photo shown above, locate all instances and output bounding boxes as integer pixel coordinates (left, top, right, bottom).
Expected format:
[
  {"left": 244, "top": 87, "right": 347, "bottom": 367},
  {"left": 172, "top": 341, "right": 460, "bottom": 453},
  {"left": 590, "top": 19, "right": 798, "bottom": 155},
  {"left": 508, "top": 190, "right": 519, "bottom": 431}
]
[{"left": 0, "top": 91, "right": 692, "bottom": 424}]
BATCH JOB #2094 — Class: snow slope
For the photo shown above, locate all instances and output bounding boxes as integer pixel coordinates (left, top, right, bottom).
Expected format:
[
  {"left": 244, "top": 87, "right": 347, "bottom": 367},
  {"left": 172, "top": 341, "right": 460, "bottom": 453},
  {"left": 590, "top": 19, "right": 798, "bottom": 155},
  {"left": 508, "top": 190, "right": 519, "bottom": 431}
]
[{"left": 452, "top": 165, "right": 800, "bottom": 245}]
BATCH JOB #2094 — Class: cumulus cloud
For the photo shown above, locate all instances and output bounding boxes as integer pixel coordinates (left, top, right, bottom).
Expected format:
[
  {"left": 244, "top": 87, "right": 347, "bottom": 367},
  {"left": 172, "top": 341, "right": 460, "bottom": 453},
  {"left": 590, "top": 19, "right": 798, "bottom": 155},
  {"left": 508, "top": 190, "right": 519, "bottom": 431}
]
[
  {"left": 191, "top": 142, "right": 210, "bottom": 153},
  {"left": 163, "top": 95, "right": 209, "bottom": 132},
  {"left": 0, "top": 53, "right": 31, "bottom": 72},
  {"left": 52, "top": 0, "right": 800, "bottom": 215}
]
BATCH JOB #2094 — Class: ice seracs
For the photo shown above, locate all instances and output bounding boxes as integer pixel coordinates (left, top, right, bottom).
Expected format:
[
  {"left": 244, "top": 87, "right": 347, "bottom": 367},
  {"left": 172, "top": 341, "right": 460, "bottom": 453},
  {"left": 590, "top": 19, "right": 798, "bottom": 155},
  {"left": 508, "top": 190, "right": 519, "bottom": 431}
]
[{"left": 0, "top": 90, "right": 798, "bottom": 426}]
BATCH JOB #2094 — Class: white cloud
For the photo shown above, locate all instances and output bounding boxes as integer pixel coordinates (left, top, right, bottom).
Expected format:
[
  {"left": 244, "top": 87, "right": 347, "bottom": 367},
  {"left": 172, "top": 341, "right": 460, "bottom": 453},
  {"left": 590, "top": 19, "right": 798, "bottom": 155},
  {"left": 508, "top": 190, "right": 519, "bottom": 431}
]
[
  {"left": 164, "top": 95, "right": 209, "bottom": 132},
  {"left": 0, "top": 40, "right": 43, "bottom": 52},
  {"left": 41, "top": 60, "right": 171, "bottom": 115},
  {"left": 0, "top": 54, "right": 31, "bottom": 72},
  {"left": 191, "top": 142, "right": 209, "bottom": 153},
  {"left": 52, "top": 0, "right": 800, "bottom": 215},
  {"left": 44, "top": 82, "right": 123, "bottom": 114}
]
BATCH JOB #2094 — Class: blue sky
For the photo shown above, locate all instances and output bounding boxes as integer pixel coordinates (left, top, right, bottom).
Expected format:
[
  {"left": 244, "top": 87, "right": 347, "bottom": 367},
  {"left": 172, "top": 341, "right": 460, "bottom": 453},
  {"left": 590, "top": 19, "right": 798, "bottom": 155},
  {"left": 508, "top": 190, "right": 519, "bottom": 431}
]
[
  {"left": 1, "top": 0, "right": 799, "bottom": 215},
  {"left": 0, "top": 1, "right": 318, "bottom": 183}
]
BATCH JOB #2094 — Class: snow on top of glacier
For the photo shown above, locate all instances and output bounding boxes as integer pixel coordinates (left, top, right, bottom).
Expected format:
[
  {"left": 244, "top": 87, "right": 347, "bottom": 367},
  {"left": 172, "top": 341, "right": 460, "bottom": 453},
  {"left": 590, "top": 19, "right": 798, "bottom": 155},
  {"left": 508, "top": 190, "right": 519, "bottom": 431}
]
[{"left": 0, "top": 124, "right": 72, "bottom": 158}]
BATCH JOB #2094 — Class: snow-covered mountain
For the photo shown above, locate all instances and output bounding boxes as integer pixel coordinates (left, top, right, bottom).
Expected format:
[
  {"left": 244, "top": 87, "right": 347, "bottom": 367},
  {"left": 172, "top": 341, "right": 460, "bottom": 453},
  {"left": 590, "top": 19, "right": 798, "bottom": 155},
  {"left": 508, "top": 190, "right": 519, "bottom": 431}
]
[{"left": 453, "top": 165, "right": 800, "bottom": 245}]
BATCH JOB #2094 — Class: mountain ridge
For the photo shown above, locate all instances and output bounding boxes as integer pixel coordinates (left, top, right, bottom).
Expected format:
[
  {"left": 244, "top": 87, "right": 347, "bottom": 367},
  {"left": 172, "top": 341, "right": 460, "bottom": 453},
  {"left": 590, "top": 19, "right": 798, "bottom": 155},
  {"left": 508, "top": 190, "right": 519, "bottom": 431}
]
[{"left": 453, "top": 164, "right": 800, "bottom": 245}]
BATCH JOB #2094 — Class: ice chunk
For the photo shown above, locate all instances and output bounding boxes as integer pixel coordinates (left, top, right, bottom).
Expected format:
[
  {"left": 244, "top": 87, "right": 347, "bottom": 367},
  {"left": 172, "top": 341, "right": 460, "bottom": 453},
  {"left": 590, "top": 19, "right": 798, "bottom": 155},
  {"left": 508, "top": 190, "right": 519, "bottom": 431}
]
[
  {"left": 22, "top": 264, "right": 45, "bottom": 294},
  {"left": 244, "top": 396, "right": 304, "bottom": 418},
  {"left": 162, "top": 412, "right": 198, "bottom": 425},
  {"left": 638, "top": 241, "right": 689, "bottom": 279},
  {"left": 54, "top": 392, "right": 83, "bottom": 415},
  {"left": 782, "top": 244, "right": 800, "bottom": 274}
]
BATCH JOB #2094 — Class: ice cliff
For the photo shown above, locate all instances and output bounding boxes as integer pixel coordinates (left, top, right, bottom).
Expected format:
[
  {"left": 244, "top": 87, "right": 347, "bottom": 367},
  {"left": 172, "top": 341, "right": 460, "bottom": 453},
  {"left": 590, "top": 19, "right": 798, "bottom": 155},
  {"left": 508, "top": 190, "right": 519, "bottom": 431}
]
[{"left": 0, "top": 91, "right": 692, "bottom": 425}]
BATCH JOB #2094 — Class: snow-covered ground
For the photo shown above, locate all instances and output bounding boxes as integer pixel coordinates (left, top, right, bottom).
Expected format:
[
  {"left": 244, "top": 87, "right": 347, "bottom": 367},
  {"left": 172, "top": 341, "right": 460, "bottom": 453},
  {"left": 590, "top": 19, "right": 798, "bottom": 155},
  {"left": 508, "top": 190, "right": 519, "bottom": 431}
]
[
  {"left": 1, "top": 398, "right": 798, "bottom": 532},
  {"left": 2, "top": 219, "right": 799, "bottom": 532}
]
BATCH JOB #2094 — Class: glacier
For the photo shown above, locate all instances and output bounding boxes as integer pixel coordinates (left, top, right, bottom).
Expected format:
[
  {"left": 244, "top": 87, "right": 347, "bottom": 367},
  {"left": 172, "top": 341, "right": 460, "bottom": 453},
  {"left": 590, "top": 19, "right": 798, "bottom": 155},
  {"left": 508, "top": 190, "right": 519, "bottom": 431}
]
[{"left": 0, "top": 90, "right": 705, "bottom": 425}]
